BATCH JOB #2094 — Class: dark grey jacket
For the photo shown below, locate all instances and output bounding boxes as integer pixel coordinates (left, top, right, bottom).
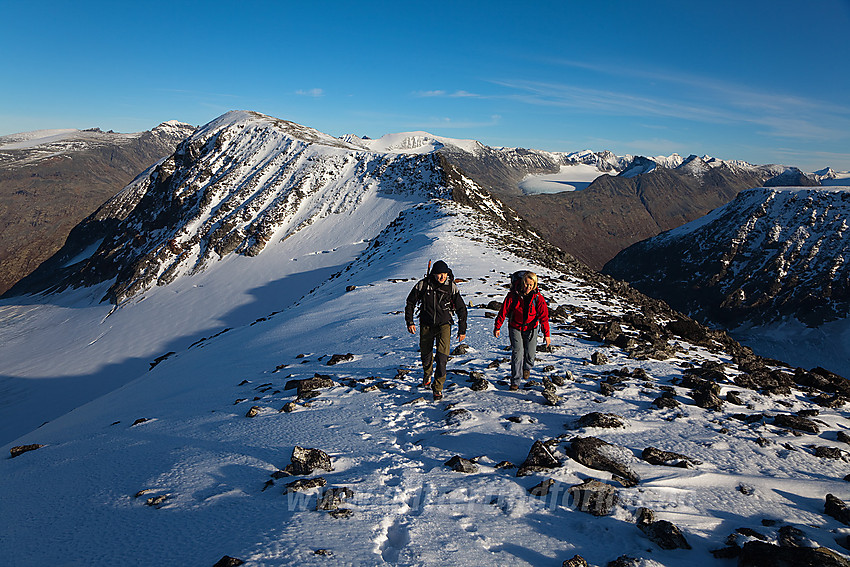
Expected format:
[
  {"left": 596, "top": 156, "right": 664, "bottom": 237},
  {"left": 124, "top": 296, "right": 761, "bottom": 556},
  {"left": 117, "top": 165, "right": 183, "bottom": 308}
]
[{"left": 405, "top": 275, "right": 468, "bottom": 335}]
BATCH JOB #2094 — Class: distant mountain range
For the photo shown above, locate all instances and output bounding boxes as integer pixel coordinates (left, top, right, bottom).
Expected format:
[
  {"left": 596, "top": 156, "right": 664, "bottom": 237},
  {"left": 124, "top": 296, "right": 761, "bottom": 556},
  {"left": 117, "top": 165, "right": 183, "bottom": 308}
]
[
  {"left": 0, "top": 121, "right": 196, "bottom": 294},
  {"left": 604, "top": 187, "right": 850, "bottom": 376}
]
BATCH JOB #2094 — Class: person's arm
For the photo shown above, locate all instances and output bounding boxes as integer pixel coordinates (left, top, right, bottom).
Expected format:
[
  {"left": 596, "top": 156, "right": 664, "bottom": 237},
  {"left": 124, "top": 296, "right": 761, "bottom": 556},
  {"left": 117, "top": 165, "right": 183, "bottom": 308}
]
[
  {"left": 493, "top": 293, "right": 512, "bottom": 337},
  {"left": 453, "top": 288, "right": 468, "bottom": 339},
  {"left": 405, "top": 282, "right": 421, "bottom": 333},
  {"left": 538, "top": 295, "right": 551, "bottom": 346}
]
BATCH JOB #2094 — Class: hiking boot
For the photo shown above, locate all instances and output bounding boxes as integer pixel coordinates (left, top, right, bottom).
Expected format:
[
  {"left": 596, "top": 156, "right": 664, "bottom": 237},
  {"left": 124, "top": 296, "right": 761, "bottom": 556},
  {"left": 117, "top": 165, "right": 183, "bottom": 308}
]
[
  {"left": 433, "top": 391, "right": 443, "bottom": 401},
  {"left": 523, "top": 370, "right": 531, "bottom": 381},
  {"left": 509, "top": 384, "right": 519, "bottom": 391},
  {"left": 421, "top": 375, "right": 432, "bottom": 387}
]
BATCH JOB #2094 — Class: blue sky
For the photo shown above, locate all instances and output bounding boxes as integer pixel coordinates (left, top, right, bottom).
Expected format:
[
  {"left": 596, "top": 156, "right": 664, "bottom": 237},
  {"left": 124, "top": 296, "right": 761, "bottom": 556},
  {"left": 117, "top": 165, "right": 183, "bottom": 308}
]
[{"left": 2, "top": 0, "right": 849, "bottom": 171}]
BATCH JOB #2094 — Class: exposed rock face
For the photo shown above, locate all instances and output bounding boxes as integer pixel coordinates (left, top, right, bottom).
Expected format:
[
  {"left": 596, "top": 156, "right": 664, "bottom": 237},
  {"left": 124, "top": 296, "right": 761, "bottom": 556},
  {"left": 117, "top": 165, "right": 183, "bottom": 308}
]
[
  {"left": 9, "top": 444, "right": 44, "bottom": 458},
  {"left": 636, "top": 507, "right": 691, "bottom": 550},
  {"left": 517, "top": 439, "right": 561, "bottom": 476},
  {"left": 604, "top": 187, "right": 850, "bottom": 329},
  {"left": 0, "top": 121, "right": 195, "bottom": 295},
  {"left": 566, "top": 478, "right": 619, "bottom": 516},
  {"left": 568, "top": 437, "right": 640, "bottom": 487},
  {"left": 738, "top": 541, "right": 850, "bottom": 567},
  {"left": 285, "top": 446, "right": 333, "bottom": 475}
]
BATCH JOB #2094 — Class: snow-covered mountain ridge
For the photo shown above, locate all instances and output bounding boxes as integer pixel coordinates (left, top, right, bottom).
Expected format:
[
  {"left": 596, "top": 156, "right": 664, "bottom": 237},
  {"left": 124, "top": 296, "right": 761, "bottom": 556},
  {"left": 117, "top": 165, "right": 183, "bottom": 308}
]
[
  {"left": 6, "top": 111, "right": 470, "bottom": 304},
  {"left": 604, "top": 186, "right": 850, "bottom": 376},
  {"left": 3, "top": 110, "right": 850, "bottom": 566},
  {"left": 0, "top": 120, "right": 194, "bottom": 167}
]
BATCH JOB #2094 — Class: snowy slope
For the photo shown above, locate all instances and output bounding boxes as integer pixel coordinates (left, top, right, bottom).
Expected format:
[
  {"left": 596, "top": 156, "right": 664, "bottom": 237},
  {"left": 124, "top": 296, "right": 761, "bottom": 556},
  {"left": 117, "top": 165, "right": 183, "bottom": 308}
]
[
  {"left": 3, "top": 112, "right": 850, "bottom": 567},
  {"left": 4, "top": 198, "right": 850, "bottom": 567}
]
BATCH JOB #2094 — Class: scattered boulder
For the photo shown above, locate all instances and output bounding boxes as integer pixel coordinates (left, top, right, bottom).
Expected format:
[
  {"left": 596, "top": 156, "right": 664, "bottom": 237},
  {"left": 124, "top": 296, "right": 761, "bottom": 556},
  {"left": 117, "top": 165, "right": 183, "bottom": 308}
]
[
  {"left": 145, "top": 494, "right": 168, "bottom": 507},
  {"left": 451, "top": 343, "right": 470, "bottom": 355},
  {"left": 641, "top": 446, "right": 701, "bottom": 468},
  {"left": 316, "top": 486, "right": 354, "bottom": 510},
  {"left": 636, "top": 507, "right": 691, "bottom": 549},
  {"left": 285, "top": 446, "right": 333, "bottom": 476},
  {"left": 279, "top": 402, "right": 297, "bottom": 413},
  {"left": 329, "top": 508, "right": 353, "bottom": 519},
  {"left": 652, "top": 393, "right": 680, "bottom": 409},
  {"left": 542, "top": 389, "right": 561, "bottom": 406},
  {"left": 838, "top": 431, "right": 850, "bottom": 445},
  {"left": 285, "top": 374, "right": 335, "bottom": 396},
  {"left": 591, "top": 351, "right": 609, "bottom": 365},
  {"left": 815, "top": 447, "right": 846, "bottom": 460},
  {"left": 738, "top": 541, "right": 850, "bottom": 567},
  {"left": 517, "top": 440, "right": 561, "bottom": 477},
  {"left": 574, "top": 412, "right": 626, "bottom": 429},
  {"left": 567, "top": 479, "right": 618, "bottom": 516},
  {"left": 826, "top": 494, "right": 850, "bottom": 525},
  {"left": 562, "top": 556, "right": 589, "bottom": 567},
  {"left": 445, "top": 455, "right": 478, "bottom": 473},
  {"left": 327, "top": 353, "right": 354, "bottom": 365},
  {"left": 470, "top": 376, "right": 490, "bottom": 391},
  {"left": 774, "top": 414, "right": 820, "bottom": 434},
  {"left": 727, "top": 391, "right": 746, "bottom": 405},
  {"left": 528, "top": 478, "right": 556, "bottom": 497},
  {"left": 691, "top": 385, "right": 724, "bottom": 411},
  {"left": 213, "top": 556, "right": 244, "bottom": 567},
  {"left": 246, "top": 406, "right": 262, "bottom": 418},
  {"left": 284, "top": 477, "right": 326, "bottom": 494},
  {"left": 446, "top": 408, "right": 474, "bottom": 426},
  {"left": 9, "top": 444, "right": 43, "bottom": 458},
  {"left": 606, "top": 557, "right": 640, "bottom": 567},
  {"left": 568, "top": 437, "right": 640, "bottom": 487},
  {"left": 778, "top": 525, "right": 809, "bottom": 548}
]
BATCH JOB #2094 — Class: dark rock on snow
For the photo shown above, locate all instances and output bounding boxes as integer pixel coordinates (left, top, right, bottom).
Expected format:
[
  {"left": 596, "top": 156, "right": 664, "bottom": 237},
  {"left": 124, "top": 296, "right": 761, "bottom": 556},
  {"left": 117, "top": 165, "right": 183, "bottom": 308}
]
[
  {"left": 568, "top": 437, "right": 640, "bottom": 487},
  {"left": 285, "top": 446, "right": 333, "bottom": 475},
  {"left": 445, "top": 455, "right": 478, "bottom": 473},
  {"left": 641, "top": 446, "right": 702, "bottom": 468},
  {"left": 826, "top": 493, "right": 850, "bottom": 525},
  {"left": 738, "top": 540, "right": 850, "bottom": 566},
  {"left": 517, "top": 439, "right": 560, "bottom": 476},
  {"left": 10, "top": 444, "right": 44, "bottom": 458},
  {"left": 567, "top": 479, "right": 619, "bottom": 516},
  {"left": 574, "top": 412, "right": 625, "bottom": 429},
  {"left": 636, "top": 507, "right": 691, "bottom": 549},
  {"left": 316, "top": 486, "right": 354, "bottom": 510}
]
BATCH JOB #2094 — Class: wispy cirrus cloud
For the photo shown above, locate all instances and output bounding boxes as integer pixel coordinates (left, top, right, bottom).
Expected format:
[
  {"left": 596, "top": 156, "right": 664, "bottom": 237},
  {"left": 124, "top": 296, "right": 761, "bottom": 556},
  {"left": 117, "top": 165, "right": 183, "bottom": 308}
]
[
  {"left": 491, "top": 60, "right": 850, "bottom": 142},
  {"left": 295, "top": 88, "right": 324, "bottom": 97},
  {"left": 414, "top": 89, "right": 483, "bottom": 98},
  {"left": 410, "top": 114, "right": 502, "bottom": 130}
]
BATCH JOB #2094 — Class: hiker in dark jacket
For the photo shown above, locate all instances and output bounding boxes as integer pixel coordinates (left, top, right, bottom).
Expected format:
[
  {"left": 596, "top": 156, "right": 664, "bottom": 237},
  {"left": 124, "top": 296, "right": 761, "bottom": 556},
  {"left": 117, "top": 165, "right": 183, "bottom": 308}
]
[
  {"left": 493, "top": 271, "right": 550, "bottom": 390},
  {"left": 405, "top": 260, "right": 468, "bottom": 400}
]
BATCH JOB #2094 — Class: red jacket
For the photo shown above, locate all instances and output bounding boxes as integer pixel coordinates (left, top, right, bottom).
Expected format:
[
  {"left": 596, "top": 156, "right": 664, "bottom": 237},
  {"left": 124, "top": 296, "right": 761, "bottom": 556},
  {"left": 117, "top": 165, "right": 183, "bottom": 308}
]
[{"left": 494, "top": 290, "right": 550, "bottom": 336}]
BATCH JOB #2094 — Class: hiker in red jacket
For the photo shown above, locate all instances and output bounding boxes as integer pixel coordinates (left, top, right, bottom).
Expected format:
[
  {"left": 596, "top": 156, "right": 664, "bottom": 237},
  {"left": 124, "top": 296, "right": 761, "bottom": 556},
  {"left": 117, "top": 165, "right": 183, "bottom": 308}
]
[{"left": 493, "top": 271, "right": 551, "bottom": 390}]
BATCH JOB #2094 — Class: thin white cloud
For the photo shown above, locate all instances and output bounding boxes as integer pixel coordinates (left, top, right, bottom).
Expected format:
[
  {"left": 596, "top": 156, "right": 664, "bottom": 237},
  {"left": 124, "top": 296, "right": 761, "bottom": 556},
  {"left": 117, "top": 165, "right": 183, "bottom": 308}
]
[
  {"left": 295, "top": 88, "right": 324, "bottom": 98},
  {"left": 491, "top": 74, "right": 850, "bottom": 142},
  {"left": 411, "top": 114, "right": 501, "bottom": 130},
  {"left": 414, "top": 89, "right": 482, "bottom": 98}
]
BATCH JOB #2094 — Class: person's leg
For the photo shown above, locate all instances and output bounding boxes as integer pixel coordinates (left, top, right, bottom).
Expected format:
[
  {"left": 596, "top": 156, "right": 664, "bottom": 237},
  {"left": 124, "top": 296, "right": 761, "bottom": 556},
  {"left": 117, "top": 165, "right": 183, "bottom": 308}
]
[
  {"left": 419, "top": 325, "right": 436, "bottom": 385},
  {"left": 523, "top": 328, "right": 538, "bottom": 379},
  {"left": 509, "top": 327, "right": 524, "bottom": 389},
  {"left": 432, "top": 324, "right": 451, "bottom": 396}
]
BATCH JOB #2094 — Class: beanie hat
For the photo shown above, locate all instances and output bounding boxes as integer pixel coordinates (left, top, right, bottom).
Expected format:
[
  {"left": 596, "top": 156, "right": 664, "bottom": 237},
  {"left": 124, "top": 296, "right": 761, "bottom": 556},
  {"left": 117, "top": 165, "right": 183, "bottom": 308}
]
[{"left": 431, "top": 260, "right": 449, "bottom": 274}]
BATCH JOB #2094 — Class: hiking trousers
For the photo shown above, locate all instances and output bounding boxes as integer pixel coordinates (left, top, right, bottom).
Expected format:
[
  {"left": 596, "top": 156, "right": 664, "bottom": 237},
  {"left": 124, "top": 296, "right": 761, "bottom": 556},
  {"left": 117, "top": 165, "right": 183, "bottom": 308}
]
[
  {"left": 509, "top": 326, "right": 538, "bottom": 387},
  {"left": 420, "top": 324, "right": 451, "bottom": 394}
]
